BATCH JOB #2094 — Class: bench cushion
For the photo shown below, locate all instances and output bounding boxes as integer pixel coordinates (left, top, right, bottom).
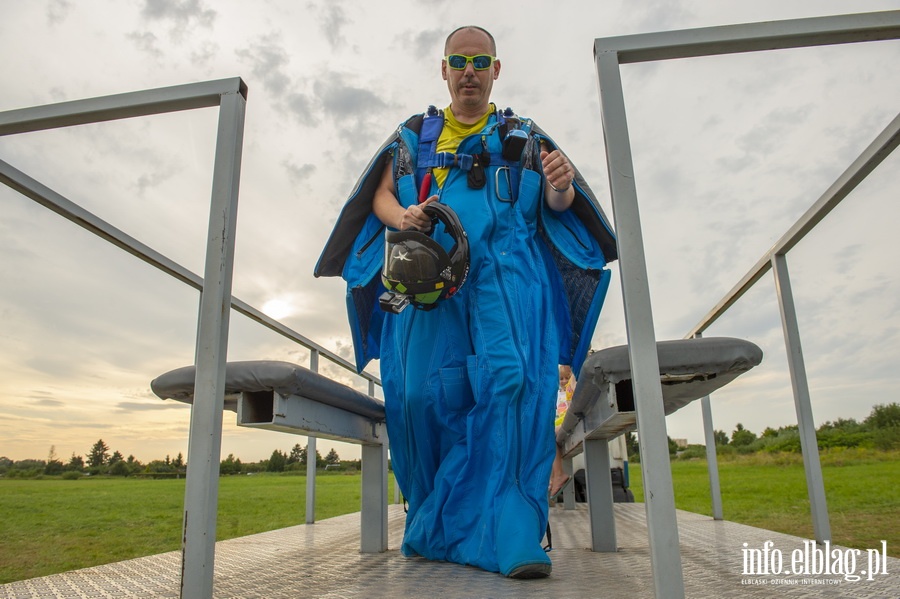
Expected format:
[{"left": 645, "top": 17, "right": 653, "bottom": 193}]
[
  {"left": 151, "top": 360, "right": 385, "bottom": 421},
  {"left": 558, "top": 337, "right": 762, "bottom": 442}
]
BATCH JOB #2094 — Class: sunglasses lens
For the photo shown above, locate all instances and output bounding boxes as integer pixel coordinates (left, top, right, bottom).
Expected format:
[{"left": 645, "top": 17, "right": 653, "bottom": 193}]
[
  {"left": 472, "top": 55, "right": 491, "bottom": 69},
  {"left": 448, "top": 55, "right": 467, "bottom": 69}
]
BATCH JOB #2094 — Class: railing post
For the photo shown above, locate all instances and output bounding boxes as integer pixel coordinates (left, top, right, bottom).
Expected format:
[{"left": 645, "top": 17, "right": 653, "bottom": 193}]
[
  {"left": 700, "top": 396, "right": 724, "bottom": 520},
  {"left": 584, "top": 438, "right": 617, "bottom": 551},
  {"left": 595, "top": 46, "right": 684, "bottom": 599},
  {"left": 180, "top": 88, "right": 246, "bottom": 599},
  {"left": 306, "top": 350, "right": 318, "bottom": 525},
  {"left": 771, "top": 253, "right": 831, "bottom": 543}
]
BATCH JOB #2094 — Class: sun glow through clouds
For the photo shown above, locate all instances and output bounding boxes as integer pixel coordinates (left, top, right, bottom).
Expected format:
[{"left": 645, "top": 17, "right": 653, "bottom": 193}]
[{"left": 261, "top": 298, "right": 293, "bottom": 320}]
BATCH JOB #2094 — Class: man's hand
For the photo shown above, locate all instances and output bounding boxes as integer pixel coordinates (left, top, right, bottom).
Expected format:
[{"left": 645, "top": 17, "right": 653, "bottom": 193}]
[
  {"left": 541, "top": 149, "right": 575, "bottom": 211},
  {"left": 541, "top": 149, "right": 573, "bottom": 192},
  {"left": 399, "top": 196, "right": 438, "bottom": 231},
  {"left": 373, "top": 161, "right": 438, "bottom": 231}
]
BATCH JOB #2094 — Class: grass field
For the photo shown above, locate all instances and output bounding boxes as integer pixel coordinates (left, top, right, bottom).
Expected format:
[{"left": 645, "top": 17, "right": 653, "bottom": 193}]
[
  {"left": 1, "top": 449, "right": 897, "bottom": 584},
  {"left": 629, "top": 449, "right": 900, "bottom": 558},
  {"left": 0, "top": 472, "right": 380, "bottom": 584}
]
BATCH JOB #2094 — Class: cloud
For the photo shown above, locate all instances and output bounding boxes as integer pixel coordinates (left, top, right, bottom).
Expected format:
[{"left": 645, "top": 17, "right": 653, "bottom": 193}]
[
  {"left": 190, "top": 40, "right": 218, "bottom": 66},
  {"left": 283, "top": 160, "right": 317, "bottom": 185},
  {"left": 400, "top": 28, "right": 444, "bottom": 58},
  {"left": 140, "top": 0, "right": 217, "bottom": 40},
  {"left": 735, "top": 105, "right": 813, "bottom": 156},
  {"left": 116, "top": 400, "right": 186, "bottom": 412},
  {"left": 135, "top": 169, "right": 176, "bottom": 196},
  {"left": 285, "top": 92, "right": 321, "bottom": 126},
  {"left": 235, "top": 35, "right": 293, "bottom": 97},
  {"left": 314, "top": 74, "right": 393, "bottom": 147},
  {"left": 46, "top": 0, "right": 71, "bottom": 25},
  {"left": 30, "top": 397, "right": 65, "bottom": 408},
  {"left": 126, "top": 30, "right": 164, "bottom": 59},
  {"left": 314, "top": 1, "right": 350, "bottom": 49}
]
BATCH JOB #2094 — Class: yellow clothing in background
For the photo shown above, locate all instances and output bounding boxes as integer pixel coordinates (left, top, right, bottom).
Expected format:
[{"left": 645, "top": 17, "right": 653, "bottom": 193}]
[{"left": 554, "top": 375, "right": 576, "bottom": 428}]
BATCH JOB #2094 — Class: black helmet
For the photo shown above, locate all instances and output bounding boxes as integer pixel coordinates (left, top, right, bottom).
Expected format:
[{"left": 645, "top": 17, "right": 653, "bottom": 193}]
[{"left": 380, "top": 202, "right": 469, "bottom": 313}]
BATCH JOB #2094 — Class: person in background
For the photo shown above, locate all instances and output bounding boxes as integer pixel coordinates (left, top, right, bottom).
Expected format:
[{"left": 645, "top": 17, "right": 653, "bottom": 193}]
[{"left": 550, "top": 365, "right": 576, "bottom": 500}]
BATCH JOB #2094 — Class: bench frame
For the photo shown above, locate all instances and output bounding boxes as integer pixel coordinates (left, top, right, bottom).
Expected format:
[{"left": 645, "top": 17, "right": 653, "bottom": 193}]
[{"left": 236, "top": 389, "right": 389, "bottom": 552}]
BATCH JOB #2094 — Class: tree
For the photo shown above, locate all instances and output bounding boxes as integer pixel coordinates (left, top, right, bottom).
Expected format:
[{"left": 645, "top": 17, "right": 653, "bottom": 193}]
[
  {"left": 87, "top": 439, "right": 110, "bottom": 468},
  {"left": 818, "top": 418, "right": 861, "bottom": 433},
  {"left": 730, "top": 423, "right": 757, "bottom": 447},
  {"left": 288, "top": 444, "right": 304, "bottom": 465},
  {"left": 108, "top": 460, "right": 131, "bottom": 476},
  {"left": 173, "top": 453, "right": 185, "bottom": 470},
  {"left": 667, "top": 436, "right": 678, "bottom": 456},
  {"left": 267, "top": 449, "right": 287, "bottom": 472},
  {"left": 220, "top": 453, "right": 242, "bottom": 475},
  {"left": 325, "top": 448, "right": 341, "bottom": 464},
  {"left": 109, "top": 451, "right": 124, "bottom": 465},
  {"left": 66, "top": 453, "right": 85, "bottom": 472},
  {"left": 625, "top": 432, "right": 638, "bottom": 457},
  {"left": 44, "top": 446, "right": 64, "bottom": 475},
  {"left": 863, "top": 403, "right": 900, "bottom": 430},
  {"left": 713, "top": 430, "right": 729, "bottom": 446},
  {"left": 145, "top": 460, "right": 174, "bottom": 476}
]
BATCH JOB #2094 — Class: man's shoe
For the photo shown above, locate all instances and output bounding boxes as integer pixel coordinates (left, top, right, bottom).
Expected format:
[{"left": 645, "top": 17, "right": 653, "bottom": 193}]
[{"left": 507, "top": 562, "right": 552, "bottom": 579}]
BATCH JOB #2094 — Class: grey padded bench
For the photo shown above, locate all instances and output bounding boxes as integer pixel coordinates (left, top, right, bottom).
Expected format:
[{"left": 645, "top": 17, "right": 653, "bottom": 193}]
[
  {"left": 152, "top": 338, "right": 761, "bottom": 556},
  {"left": 151, "top": 360, "right": 389, "bottom": 552},
  {"left": 555, "top": 336, "right": 763, "bottom": 551}
]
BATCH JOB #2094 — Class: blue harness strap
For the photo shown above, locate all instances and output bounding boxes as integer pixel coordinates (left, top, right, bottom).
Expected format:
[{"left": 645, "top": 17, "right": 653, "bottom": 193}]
[
  {"left": 415, "top": 105, "right": 444, "bottom": 187},
  {"left": 413, "top": 106, "right": 533, "bottom": 201}
]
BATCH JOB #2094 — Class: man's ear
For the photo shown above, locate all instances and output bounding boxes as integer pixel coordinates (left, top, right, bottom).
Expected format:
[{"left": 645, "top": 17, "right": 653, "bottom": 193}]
[
  {"left": 442, "top": 60, "right": 448, "bottom": 81},
  {"left": 493, "top": 59, "right": 501, "bottom": 80}
]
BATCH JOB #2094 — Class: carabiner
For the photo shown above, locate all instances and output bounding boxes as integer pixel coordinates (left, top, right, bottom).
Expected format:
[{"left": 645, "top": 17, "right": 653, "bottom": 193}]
[{"left": 495, "top": 166, "right": 514, "bottom": 203}]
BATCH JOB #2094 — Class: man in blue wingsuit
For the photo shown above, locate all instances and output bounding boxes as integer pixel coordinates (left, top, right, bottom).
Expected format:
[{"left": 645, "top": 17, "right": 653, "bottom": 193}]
[{"left": 315, "top": 25, "right": 617, "bottom": 578}]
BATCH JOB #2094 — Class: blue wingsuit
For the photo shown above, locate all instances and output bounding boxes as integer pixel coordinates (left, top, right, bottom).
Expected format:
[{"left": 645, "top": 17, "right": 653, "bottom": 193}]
[{"left": 315, "top": 107, "right": 616, "bottom": 575}]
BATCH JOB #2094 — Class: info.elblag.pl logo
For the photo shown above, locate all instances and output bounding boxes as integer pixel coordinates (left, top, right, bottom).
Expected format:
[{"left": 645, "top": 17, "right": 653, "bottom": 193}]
[{"left": 742, "top": 540, "right": 889, "bottom": 583}]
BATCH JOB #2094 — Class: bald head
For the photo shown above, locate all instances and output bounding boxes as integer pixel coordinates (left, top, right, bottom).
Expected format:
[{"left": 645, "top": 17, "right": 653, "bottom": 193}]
[{"left": 444, "top": 26, "right": 496, "bottom": 56}]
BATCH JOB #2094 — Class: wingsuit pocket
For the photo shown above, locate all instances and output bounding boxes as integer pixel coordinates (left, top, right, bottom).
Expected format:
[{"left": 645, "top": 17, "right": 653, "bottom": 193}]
[
  {"left": 439, "top": 365, "right": 475, "bottom": 414},
  {"left": 518, "top": 169, "right": 541, "bottom": 223}
]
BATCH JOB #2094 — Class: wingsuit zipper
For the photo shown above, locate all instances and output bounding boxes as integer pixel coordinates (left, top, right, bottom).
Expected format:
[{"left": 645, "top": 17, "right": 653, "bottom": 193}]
[
  {"left": 480, "top": 162, "right": 529, "bottom": 489},
  {"left": 355, "top": 224, "right": 385, "bottom": 258},
  {"left": 559, "top": 217, "right": 589, "bottom": 250}
]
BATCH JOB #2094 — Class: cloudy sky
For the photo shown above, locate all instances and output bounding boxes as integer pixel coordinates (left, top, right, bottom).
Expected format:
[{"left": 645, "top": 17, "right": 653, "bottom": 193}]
[{"left": 1, "top": 0, "right": 898, "bottom": 466}]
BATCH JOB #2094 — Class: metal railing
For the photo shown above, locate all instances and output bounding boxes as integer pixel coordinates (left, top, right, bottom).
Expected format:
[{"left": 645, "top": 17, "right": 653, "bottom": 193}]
[
  {"left": 594, "top": 11, "right": 900, "bottom": 599},
  {"left": 0, "top": 77, "right": 382, "bottom": 599}
]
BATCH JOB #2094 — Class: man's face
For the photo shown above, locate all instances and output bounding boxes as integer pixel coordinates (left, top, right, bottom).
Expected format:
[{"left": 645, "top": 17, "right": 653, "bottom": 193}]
[{"left": 442, "top": 28, "right": 500, "bottom": 115}]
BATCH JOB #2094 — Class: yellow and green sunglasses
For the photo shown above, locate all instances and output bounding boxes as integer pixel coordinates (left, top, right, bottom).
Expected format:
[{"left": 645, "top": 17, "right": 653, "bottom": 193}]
[{"left": 444, "top": 54, "right": 496, "bottom": 70}]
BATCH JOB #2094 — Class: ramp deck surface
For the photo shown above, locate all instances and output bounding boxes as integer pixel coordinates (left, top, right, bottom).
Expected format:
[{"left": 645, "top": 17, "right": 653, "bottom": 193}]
[{"left": 2, "top": 503, "right": 897, "bottom": 598}]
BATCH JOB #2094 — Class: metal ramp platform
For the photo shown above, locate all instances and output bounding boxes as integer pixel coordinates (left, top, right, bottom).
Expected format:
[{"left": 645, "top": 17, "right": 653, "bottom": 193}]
[{"left": 2, "top": 503, "right": 896, "bottom": 598}]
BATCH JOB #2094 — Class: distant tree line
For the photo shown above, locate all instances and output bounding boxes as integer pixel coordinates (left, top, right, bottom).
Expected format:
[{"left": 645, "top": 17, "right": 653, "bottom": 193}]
[
  {"left": 219, "top": 444, "right": 354, "bottom": 476},
  {"left": 626, "top": 403, "right": 900, "bottom": 461},
  {"left": 6, "top": 404, "right": 896, "bottom": 476},
  {"left": 0, "top": 440, "right": 357, "bottom": 479}
]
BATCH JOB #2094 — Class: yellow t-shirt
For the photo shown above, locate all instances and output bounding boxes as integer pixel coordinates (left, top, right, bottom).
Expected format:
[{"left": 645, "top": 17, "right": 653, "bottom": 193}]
[{"left": 432, "top": 104, "right": 493, "bottom": 188}]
